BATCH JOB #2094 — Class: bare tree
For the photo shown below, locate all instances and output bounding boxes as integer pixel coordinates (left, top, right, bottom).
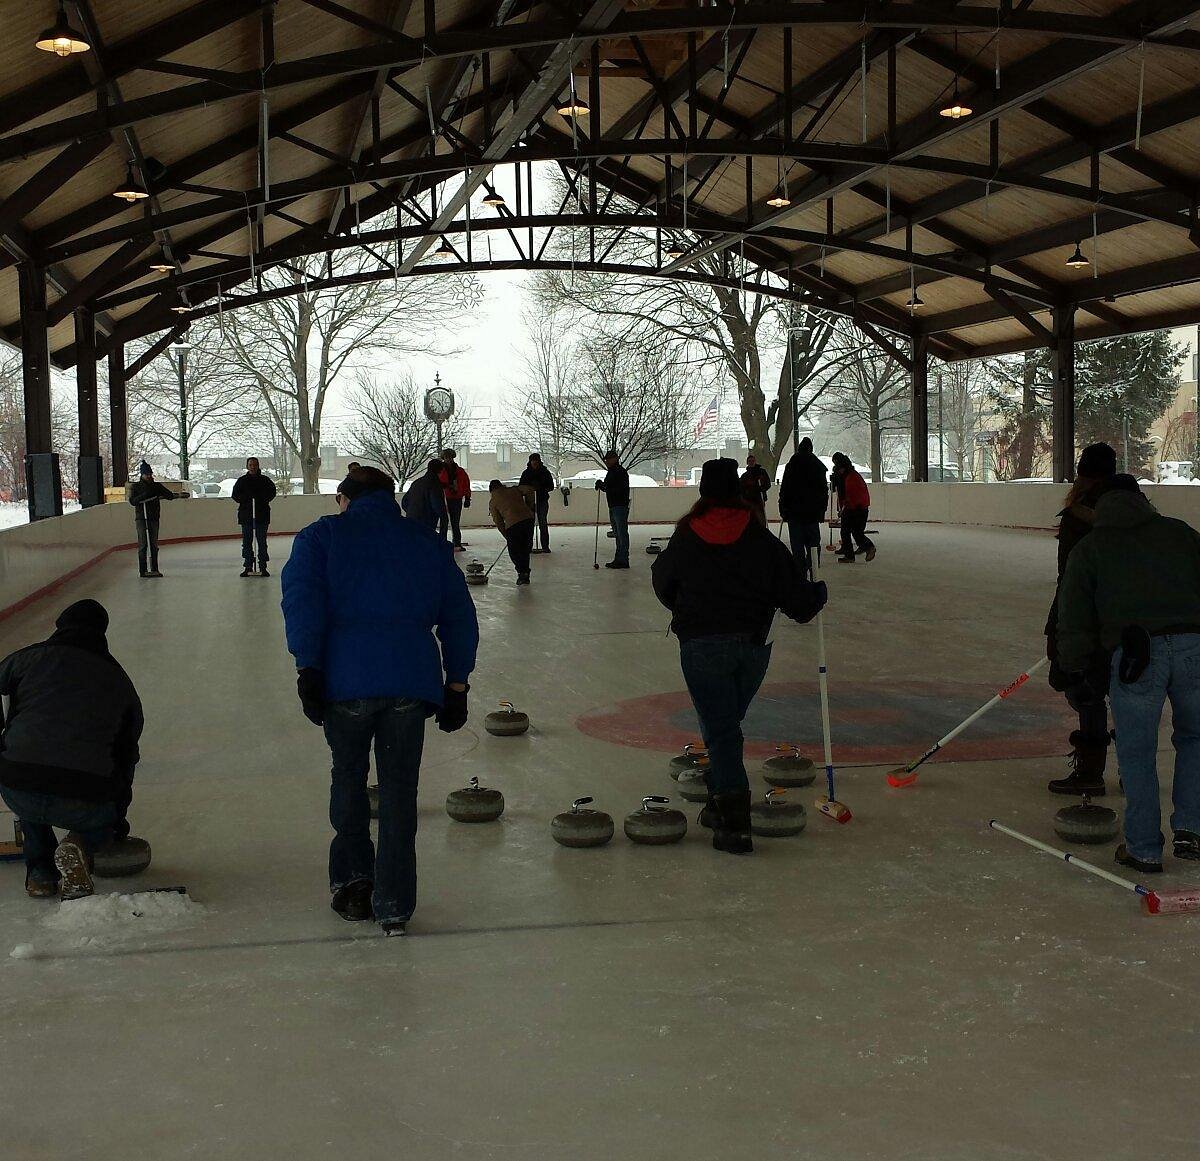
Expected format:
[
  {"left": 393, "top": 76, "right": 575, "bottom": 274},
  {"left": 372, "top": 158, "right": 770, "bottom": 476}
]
[
  {"left": 931, "top": 359, "right": 993, "bottom": 479},
  {"left": 560, "top": 335, "right": 700, "bottom": 470},
  {"left": 0, "top": 348, "right": 26, "bottom": 500},
  {"left": 347, "top": 371, "right": 470, "bottom": 486},
  {"left": 217, "top": 225, "right": 481, "bottom": 492},
  {"left": 508, "top": 307, "right": 577, "bottom": 481}
]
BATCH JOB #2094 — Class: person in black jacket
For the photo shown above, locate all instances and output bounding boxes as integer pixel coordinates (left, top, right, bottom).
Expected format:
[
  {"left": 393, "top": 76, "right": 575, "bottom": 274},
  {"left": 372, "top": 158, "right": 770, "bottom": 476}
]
[
  {"left": 0, "top": 600, "right": 143, "bottom": 900},
  {"left": 1045, "top": 442, "right": 1117, "bottom": 796},
  {"left": 519, "top": 454, "right": 556, "bottom": 553},
  {"left": 595, "top": 451, "right": 631, "bottom": 568},
  {"left": 128, "top": 463, "right": 180, "bottom": 578},
  {"left": 651, "top": 459, "right": 828, "bottom": 855},
  {"left": 739, "top": 454, "right": 771, "bottom": 526},
  {"left": 231, "top": 457, "right": 278, "bottom": 578},
  {"left": 778, "top": 437, "right": 829, "bottom": 579}
]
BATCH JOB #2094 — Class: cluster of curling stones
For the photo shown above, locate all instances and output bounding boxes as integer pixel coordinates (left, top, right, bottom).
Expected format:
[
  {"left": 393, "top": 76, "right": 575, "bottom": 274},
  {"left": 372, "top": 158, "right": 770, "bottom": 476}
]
[
  {"left": 550, "top": 795, "right": 687, "bottom": 848},
  {"left": 670, "top": 741, "right": 809, "bottom": 838}
]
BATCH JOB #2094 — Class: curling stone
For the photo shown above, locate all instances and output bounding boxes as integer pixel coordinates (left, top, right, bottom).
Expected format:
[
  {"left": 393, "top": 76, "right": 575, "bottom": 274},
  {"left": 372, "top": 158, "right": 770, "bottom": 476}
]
[
  {"left": 675, "top": 758, "right": 711, "bottom": 803},
  {"left": 485, "top": 700, "right": 529, "bottom": 736},
  {"left": 1053, "top": 796, "right": 1120, "bottom": 845},
  {"left": 551, "top": 797, "right": 615, "bottom": 848},
  {"left": 750, "top": 789, "right": 808, "bottom": 838},
  {"left": 466, "top": 559, "right": 485, "bottom": 575},
  {"left": 762, "top": 745, "right": 816, "bottom": 788},
  {"left": 624, "top": 795, "right": 688, "bottom": 845},
  {"left": 668, "top": 742, "right": 708, "bottom": 774},
  {"left": 93, "top": 835, "right": 153, "bottom": 878},
  {"left": 466, "top": 572, "right": 489, "bottom": 586},
  {"left": 368, "top": 784, "right": 380, "bottom": 819},
  {"left": 445, "top": 776, "right": 505, "bottom": 823}
]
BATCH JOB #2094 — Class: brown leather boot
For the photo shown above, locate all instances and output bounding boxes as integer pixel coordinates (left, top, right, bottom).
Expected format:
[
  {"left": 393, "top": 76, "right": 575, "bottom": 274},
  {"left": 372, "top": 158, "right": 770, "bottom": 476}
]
[{"left": 54, "top": 834, "right": 95, "bottom": 901}]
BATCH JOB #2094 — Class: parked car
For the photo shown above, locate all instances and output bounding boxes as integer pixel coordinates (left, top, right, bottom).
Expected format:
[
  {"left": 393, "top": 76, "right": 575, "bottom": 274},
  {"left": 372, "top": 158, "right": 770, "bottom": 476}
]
[{"left": 563, "top": 469, "right": 661, "bottom": 488}]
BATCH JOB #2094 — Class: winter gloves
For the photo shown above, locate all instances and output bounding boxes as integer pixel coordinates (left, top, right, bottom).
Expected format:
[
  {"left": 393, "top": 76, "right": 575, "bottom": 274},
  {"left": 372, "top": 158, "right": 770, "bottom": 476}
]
[
  {"left": 436, "top": 684, "right": 469, "bottom": 733},
  {"left": 296, "top": 667, "right": 325, "bottom": 726}
]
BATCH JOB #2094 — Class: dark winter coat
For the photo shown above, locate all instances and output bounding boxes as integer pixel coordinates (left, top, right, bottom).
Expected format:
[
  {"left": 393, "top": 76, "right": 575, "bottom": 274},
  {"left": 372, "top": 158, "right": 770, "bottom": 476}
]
[
  {"left": 833, "top": 467, "right": 870, "bottom": 510},
  {"left": 519, "top": 464, "right": 555, "bottom": 496},
  {"left": 1044, "top": 493, "right": 1101, "bottom": 643},
  {"left": 401, "top": 473, "right": 448, "bottom": 528},
  {"left": 651, "top": 505, "right": 827, "bottom": 643},
  {"left": 597, "top": 464, "right": 630, "bottom": 507},
  {"left": 0, "top": 627, "right": 143, "bottom": 803},
  {"left": 779, "top": 451, "right": 829, "bottom": 522},
  {"left": 232, "top": 472, "right": 278, "bottom": 525},
  {"left": 740, "top": 465, "right": 771, "bottom": 505},
  {"left": 1057, "top": 491, "right": 1200, "bottom": 672},
  {"left": 281, "top": 489, "right": 479, "bottom": 705},
  {"left": 128, "top": 479, "right": 177, "bottom": 522}
]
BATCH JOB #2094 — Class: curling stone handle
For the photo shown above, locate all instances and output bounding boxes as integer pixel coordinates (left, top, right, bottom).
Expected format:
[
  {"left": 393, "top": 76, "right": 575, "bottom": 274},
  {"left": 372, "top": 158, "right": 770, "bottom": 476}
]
[
  {"left": 572, "top": 797, "right": 594, "bottom": 811},
  {"left": 643, "top": 795, "right": 670, "bottom": 810},
  {"left": 468, "top": 776, "right": 480, "bottom": 790}
]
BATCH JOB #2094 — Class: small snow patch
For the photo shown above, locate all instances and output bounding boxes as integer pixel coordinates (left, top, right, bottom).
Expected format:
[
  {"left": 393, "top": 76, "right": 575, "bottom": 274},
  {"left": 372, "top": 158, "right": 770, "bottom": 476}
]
[
  {"left": 38, "top": 890, "right": 206, "bottom": 947},
  {"left": 9, "top": 944, "right": 37, "bottom": 960}
]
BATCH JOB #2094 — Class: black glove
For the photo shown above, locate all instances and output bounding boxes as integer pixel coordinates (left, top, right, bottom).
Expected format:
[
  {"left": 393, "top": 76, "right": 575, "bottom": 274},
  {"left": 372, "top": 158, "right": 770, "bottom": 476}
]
[
  {"left": 436, "top": 684, "right": 469, "bottom": 733},
  {"left": 812, "top": 580, "right": 829, "bottom": 614},
  {"left": 296, "top": 667, "right": 325, "bottom": 726},
  {"left": 594, "top": 481, "right": 602, "bottom": 491},
  {"left": 464, "top": 496, "right": 471, "bottom": 508}
]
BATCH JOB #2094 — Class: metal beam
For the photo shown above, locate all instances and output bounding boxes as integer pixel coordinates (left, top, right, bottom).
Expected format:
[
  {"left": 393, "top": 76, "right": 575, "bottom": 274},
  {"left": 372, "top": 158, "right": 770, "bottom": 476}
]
[
  {"left": 911, "top": 333, "right": 929, "bottom": 482},
  {"left": 1051, "top": 306, "right": 1076, "bottom": 483},
  {"left": 108, "top": 343, "right": 128, "bottom": 486}
]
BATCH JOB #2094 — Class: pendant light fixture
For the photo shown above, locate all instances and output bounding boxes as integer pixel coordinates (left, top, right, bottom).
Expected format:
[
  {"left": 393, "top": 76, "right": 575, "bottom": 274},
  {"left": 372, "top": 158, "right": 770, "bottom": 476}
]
[
  {"left": 939, "top": 33, "right": 973, "bottom": 120},
  {"left": 557, "top": 70, "right": 589, "bottom": 118},
  {"left": 432, "top": 237, "right": 455, "bottom": 260},
  {"left": 1065, "top": 242, "right": 1090, "bottom": 268},
  {"left": 113, "top": 164, "right": 149, "bottom": 202},
  {"left": 665, "top": 240, "right": 686, "bottom": 260},
  {"left": 481, "top": 188, "right": 506, "bottom": 208},
  {"left": 35, "top": 4, "right": 90, "bottom": 57},
  {"left": 906, "top": 290, "right": 925, "bottom": 311},
  {"left": 767, "top": 158, "right": 791, "bottom": 208}
]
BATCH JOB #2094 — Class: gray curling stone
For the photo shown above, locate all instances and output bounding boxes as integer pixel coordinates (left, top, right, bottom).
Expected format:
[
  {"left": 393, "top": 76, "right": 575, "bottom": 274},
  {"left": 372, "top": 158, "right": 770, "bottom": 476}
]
[
  {"left": 1053, "top": 797, "right": 1120, "bottom": 845},
  {"left": 551, "top": 797, "right": 615, "bottom": 848},
  {"left": 668, "top": 743, "right": 707, "bottom": 774},
  {"left": 466, "top": 559, "right": 485, "bottom": 575},
  {"left": 466, "top": 573, "right": 489, "bottom": 587},
  {"left": 93, "top": 835, "right": 153, "bottom": 878},
  {"left": 368, "top": 784, "right": 380, "bottom": 819},
  {"left": 446, "top": 776, "right": 505, "bottom": 823},
  {"left": 750, "top": 789, "right": 808, "bottom": 838},
  {"left": 762, "top": 746, "right": 817, "bottom": 788},
  {"left": 675, "top": 760, "right": 710, "bottom": 803},
  {"left": 624, "top": 795, "right": 688, "bottom": 845},
  {"left": 485, "top": 700, "right": 529, "bottom": 736}
]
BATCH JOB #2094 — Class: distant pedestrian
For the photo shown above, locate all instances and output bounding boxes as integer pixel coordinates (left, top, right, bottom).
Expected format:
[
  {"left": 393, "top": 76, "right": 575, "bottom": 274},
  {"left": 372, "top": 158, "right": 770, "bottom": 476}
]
[
  {"left": 0, "top": 600, "right": 143, "bottom": 900},
  {"left": 520, "top": 453, "right": 556, "bottom": 553},
  {"left": 831, "top": 453, "right": 874, "bottom": 563},
  {"left": 778, "top": 437, "right": 829, "bottom": 579},
  {"left": 281, "top": 466, "right": 479, "bottom": 935},
  {"left": 740, "top": 454, "right": 771, "bottom": 525},
  {"left": 402, "top": 459, "right": 448, "bottom": 530},
  {"left": 439, "top": 449, "right": 472, "bottom": 551},
  {"left": 488, "top": 480, "right": 536, "bottom": 585},
  {"left": 232, "top": 457, "right": 277, "bottom": 577},
  {"left": 595, "top": 451, "right": 631, "bottom": 569},
  {"left": 128, "top": 464, "right": 181, "bottom": 578},
  {"left": 651, "top": 459, "right": 827, "bottom": 854}
]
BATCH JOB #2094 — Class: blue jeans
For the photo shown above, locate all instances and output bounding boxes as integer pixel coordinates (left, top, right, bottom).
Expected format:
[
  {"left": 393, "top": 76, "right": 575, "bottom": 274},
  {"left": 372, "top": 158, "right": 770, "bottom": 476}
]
[
  {"left": 0, "top": 787, "right": 118, "bottom": 885},
  {"left": 609, "top": 504, "right": 630, "bottom": 565},
  {"left": 679, "top": 635, "right": 773, "bottom": 795},
  {"left": 241, "top": 520, "right": 269, "bottom": 569},
  {"left": 787, "top": 523, "right": 821, "bottom": 579},
  {"left": 323, "top": 697, "right": 427, "bottom": 923},
  {"left": 1109, "top": 633, "right": 1200, "bottom": 861}
]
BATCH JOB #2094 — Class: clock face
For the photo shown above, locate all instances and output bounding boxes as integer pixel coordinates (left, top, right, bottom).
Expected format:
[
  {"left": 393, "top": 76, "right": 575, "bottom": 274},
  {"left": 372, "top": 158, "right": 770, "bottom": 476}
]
[{"left": 425, "top": 386, "right": 455, "bottom": 421}]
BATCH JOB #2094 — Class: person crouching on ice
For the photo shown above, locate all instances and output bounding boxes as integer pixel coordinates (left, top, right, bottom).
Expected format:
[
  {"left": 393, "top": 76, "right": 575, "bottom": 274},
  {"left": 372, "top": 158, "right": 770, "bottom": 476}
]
[{"left": 651, "top": 458, "right": 827, "bottom": 854}]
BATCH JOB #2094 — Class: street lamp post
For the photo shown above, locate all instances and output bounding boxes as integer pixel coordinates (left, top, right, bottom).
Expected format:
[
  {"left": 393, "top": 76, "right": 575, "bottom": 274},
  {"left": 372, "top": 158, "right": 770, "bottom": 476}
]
[
  {"left": 785, "top": 313, "right": 812, "bottom": 457},
  {"left": 169, "top": 337, "right": 192, "bottom": 481},
  {"left": 424, "top": 372, "right": 456, "bottom": 459}
]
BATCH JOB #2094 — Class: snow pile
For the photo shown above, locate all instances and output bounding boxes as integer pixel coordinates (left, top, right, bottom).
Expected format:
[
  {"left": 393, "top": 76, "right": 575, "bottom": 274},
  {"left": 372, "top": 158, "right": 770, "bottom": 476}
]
[{"left": 31, "top": 890, "right": 206, "bottom": 951}]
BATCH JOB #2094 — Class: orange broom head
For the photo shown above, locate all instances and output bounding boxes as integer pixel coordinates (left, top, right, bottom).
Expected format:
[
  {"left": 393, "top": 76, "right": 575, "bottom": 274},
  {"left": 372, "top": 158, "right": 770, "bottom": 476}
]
[
  {"left": 886, "top": 768, "right": 919, "bottom": 788},
  {"left": 1142, "top": 887, "right": 1200, "bottom": 915},
  {"left": 816, "top": 795, "right": 853, "bottom": 824}
]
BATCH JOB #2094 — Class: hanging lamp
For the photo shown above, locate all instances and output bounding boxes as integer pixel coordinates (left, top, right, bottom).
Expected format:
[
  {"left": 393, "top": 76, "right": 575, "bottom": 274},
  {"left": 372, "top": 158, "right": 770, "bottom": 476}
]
[
  {"left": 1065, "top": 242, "right": 1090, "bottom": 268},
  {"left": 113, "top": 164, "right": 149, "bottom": 202},
  {"left": 35, "top": 5, "right": 90, "bottom": 57}
]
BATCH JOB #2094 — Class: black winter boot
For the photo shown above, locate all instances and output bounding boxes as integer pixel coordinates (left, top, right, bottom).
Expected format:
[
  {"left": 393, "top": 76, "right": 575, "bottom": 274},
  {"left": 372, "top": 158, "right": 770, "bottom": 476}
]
[
  {"left": 331, "top": 879, "right": 373, "bottom": 922},
  {"left": 710, "top": 791, "right": 753, "bottom": 855},
  {"left": 1048, "top": 731, "right": 1108, "bottom": 796},
  {"left": 697, "top": 793, "right": 717, "bottom": 830}
]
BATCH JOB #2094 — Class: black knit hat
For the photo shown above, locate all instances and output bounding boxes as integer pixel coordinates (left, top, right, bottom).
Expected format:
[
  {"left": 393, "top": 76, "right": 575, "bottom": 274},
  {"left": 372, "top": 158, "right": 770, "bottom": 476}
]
[
  {"left": 56, "top": 599, "right": 108, "bottom": 634},
  {"left": 337, "top": 466, "right": 395, "bottom": 501},
  {"left": 698, "top": 457, "right": 740, "bottom": 501},
  {"left": 1077, "top": 442, "right": 1117, "bottom": 479}
]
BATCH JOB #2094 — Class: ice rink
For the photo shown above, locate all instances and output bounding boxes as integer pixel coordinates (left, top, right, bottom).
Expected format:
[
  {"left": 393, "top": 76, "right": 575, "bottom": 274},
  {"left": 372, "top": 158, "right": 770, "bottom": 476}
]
[{"left": 1, "top": 522, "right": 1196, "bottom": 1160}]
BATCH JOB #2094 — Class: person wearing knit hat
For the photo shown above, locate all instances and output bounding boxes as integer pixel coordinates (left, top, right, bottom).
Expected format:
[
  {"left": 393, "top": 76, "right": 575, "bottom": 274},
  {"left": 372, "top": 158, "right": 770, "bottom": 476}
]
[
  {"left": 0, "top": 601, "right": 143, "bottom": 901},
  {"left": 1045, "top": 441, "right": 1118, "bottom": 796},
  {"left": 595, "top": 450, "right": 632, "bottom": 569},
  {"left": 651, "top": 458, "right": 828, "bottom": 855},
  {"left": 778, "top": 437, "right": 829, "bottom": 579},
  {"left": 830, "top": 453, "right": 875, "bottom": 563},
  {"left": 282, "top": 463, "right": 479, "bottom": 935},
  {"left": 128, "top": 463, "right": 182, "bottom": 578}
]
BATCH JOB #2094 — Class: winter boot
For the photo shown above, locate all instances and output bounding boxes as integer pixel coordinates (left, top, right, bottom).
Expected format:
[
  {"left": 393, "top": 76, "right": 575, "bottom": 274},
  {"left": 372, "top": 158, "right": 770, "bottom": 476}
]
[
  {"left": 380, "top": 919, "right": 408, "bottom": 937},
  {"left": 240, "top": 567, "right": 255, "bottom": 578},
  {"left": 25, "top": 873, "right": 58, "bottom": 900},
  {"left": 1115, "top": 844, "right": 1163, "bottom": 874},
  {"left": 709, "top": 791, "right": 753, "bottom": 855},
  {"left": 697, "top": 793, "right": 717, "bottom": 830},
  {"left": 330, "top": 879, "right": 373, "bottom": 922},
  {"left": 1048, "top": 731, "right": 1108, "bottom": 796},
  {"left": 54, "top": 834, "right": 94, "bottom": 901},
  {"left": 1173, "top": 830, "right": 1200, "bottom": 861}
]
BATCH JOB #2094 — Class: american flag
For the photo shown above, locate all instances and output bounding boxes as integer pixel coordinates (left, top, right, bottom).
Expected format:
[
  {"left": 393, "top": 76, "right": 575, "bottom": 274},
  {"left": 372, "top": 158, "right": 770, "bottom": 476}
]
[{"left": 694, "top": 395, "right": 719, "bottom": 440}]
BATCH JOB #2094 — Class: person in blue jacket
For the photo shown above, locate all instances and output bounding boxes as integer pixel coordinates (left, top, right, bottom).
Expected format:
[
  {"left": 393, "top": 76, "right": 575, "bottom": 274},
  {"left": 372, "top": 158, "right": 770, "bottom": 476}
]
[{"left": 281, "top": 466, "right": 479, "bottom": 936}]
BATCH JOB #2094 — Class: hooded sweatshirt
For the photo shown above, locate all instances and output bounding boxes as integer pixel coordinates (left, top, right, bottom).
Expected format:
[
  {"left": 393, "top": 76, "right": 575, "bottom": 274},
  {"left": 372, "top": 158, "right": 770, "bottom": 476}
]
[
  {"left": 0, "top": 604, "right": 143, "bottom": 802},
  {"left": 778, "top": 441, "right": 829, "bottom": 523},
  {"left": 650, "top": 505, "right": 826, "bottom": 642},
  {"left": 1056, "top": 490, "right": 1200, "bottom": 671}
]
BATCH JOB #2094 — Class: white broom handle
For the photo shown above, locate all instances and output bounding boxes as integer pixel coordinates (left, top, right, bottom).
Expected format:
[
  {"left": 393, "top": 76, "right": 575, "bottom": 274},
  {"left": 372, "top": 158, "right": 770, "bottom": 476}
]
[
  {"left": 816, "top": 613, "right": 833, "bottom": 773},
  {"left": 936, "top": 657, "right": 1049, "bottom": 750},
  {"left": 989, "top": 819, "right": 1144, "bottom": 895}
]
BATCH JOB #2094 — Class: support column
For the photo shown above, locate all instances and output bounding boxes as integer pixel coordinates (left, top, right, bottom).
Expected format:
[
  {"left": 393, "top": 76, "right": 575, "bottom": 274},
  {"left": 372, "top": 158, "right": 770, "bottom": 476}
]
[
  {"left": 75, "top": 308, "right": 104, "bottom": 507},
  {"left": 910, "top": 332, "right": 929, "bottom": 482},
  {"left": 18, "top": 264, "right": 61, "bottom": 520},
  {"left": 108, "top": 342, "right": 129, "bottom": 487},
  {"left": 1051, "top": 305, "right": 1076, "bottom": 483}
]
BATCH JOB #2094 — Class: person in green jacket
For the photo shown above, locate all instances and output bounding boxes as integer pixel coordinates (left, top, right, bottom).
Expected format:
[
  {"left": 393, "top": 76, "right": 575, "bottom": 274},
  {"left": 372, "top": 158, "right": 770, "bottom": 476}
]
[{"left": 1057, "top": 477, "right": 1200, "bottom": 872}]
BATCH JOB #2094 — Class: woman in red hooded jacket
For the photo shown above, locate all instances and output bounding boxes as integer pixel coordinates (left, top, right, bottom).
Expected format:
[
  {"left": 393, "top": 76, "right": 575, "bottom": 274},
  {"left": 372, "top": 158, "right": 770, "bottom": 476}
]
[
  {"left": 651, "top": 459, "right": 827, "bottom": 854},
  {"left": 831, "top": 452, "right": 875, "bottom": 563}
]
